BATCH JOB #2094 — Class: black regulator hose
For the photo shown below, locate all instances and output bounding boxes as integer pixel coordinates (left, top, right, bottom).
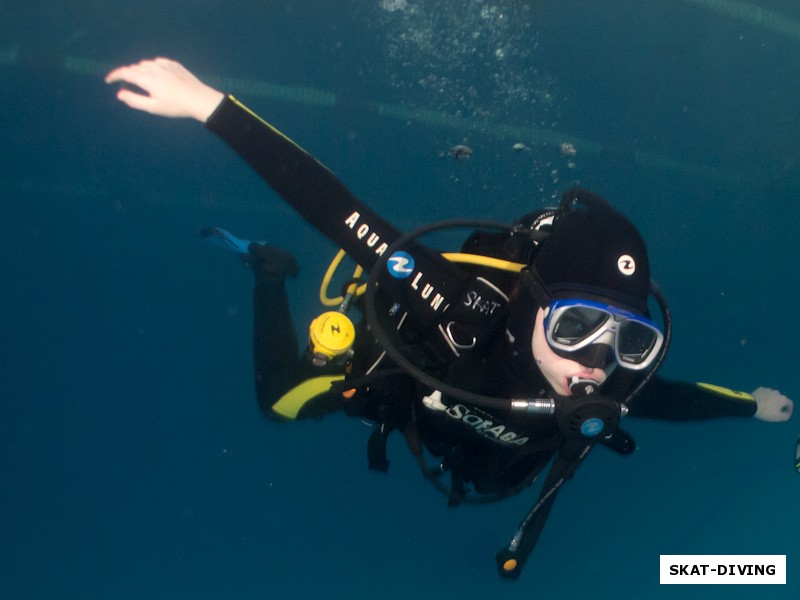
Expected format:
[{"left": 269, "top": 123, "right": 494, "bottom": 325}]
[{"left": 619, "top": 279, "right": 672, "bottom": 407}]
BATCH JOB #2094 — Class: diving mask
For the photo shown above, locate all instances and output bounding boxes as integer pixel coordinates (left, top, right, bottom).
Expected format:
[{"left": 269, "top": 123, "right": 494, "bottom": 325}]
[{"left": 543, "top": 298, "right": 663, "bottom": 371}]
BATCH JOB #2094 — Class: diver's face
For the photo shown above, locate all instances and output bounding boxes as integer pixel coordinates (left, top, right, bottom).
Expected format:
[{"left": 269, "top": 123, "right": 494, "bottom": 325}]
[{"left": 531, "top": 307, "right": 609, "bottom": 396}]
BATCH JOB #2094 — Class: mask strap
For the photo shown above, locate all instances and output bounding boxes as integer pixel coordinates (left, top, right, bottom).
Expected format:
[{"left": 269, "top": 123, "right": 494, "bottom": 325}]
[{"left": 518, "top": 267, "right": 553, "bottom": 309}]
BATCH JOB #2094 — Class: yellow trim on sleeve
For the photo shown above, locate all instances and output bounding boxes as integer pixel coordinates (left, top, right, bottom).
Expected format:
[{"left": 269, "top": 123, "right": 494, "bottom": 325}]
[
  {"left": 228, "top": 95, "right": 323, "bottom": 162},
  {"left": 696, "top": 382, "right": 755, "bottom": 402}
]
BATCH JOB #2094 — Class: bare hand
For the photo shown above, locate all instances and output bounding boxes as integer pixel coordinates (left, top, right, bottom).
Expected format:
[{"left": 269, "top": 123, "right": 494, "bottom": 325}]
[
  {"left": 105, "top": 57, "right": 224, "bottom": 122},
  {"left": 752, "top": 387, "right": 793, "bottom": 422}
]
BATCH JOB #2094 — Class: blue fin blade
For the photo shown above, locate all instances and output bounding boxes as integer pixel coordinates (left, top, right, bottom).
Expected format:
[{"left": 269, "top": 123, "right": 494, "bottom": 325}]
[{"left": 200, "top": 227, "right": 263, "bottom": 255}]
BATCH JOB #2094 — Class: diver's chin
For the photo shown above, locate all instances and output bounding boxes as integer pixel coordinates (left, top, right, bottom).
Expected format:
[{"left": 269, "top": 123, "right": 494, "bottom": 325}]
[{"left": 554, "top": 377, "right": 571, "bottom": 397}]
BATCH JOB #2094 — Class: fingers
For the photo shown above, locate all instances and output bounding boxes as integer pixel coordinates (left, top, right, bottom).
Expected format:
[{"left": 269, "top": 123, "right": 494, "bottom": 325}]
[
  {"left": 106, "top": 58, "right": 182, "bottom": 116},
  {"left": 105, "top": 65, "right": 152, "bottom": 106},
  {"left": 770, "top": 403, "right": 791, "bottom": 422},
  {"left": 782, "top": 399, "right": 794, "bottom": 419},
  {"left": 115, "top": 88, "right": 156, "bottom": 113},
  {"left": 105, "top": 57, "right": 221, "bottom": 121},
  {"left": 105, "top": 60, "right": 147, "bottom": 84},
  {"left": 105, "top": 57, "right": 178, "bottom": 87}
]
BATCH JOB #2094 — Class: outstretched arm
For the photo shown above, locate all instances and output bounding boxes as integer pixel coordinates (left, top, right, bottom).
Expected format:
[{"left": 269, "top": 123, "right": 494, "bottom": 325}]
[
  {"left": 106, "top": 57, "right": 474, "bottom": 329},
  {"left": 630, "top": 378, "right": 793, "bottom": 423},
  {"left": 105, "top": 57, "right": 224, "bottom": 122}
]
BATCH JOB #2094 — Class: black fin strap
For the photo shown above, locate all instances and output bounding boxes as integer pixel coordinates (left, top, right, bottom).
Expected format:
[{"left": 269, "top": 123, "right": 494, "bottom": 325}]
[
  {"left": 448, "top": 469, "right": 466, "bottom": 508},
  {"left": 367, "top": 423, "right": 393, "bottom": 473},
  {"left": 402, "top": 420, "right": 466, "bottom": 503}
]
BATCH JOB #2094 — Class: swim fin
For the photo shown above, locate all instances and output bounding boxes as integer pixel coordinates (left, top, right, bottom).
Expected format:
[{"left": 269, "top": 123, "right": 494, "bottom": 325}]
[
  {"left": 200, "top": 226, "right": 256, "bottom": 255},
  {"left": 200, "top": 226, "right": 299, "bottom": 277}
]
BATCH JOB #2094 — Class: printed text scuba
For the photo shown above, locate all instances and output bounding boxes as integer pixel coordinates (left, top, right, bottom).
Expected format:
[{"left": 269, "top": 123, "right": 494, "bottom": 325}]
[{"left": 444, "top": 403, "right": 530, "bottom": 446}]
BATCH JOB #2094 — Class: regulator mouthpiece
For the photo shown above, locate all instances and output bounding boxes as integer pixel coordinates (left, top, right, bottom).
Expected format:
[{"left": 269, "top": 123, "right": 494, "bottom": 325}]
[{"left": 568, "top": 376, "right": 599, "bottom": 397}]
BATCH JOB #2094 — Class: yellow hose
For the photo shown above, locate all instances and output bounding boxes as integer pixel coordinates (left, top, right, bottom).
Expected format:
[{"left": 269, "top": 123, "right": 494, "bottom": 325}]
[{"left": 319, "top": 250, "right": 525, "bottom": 307}]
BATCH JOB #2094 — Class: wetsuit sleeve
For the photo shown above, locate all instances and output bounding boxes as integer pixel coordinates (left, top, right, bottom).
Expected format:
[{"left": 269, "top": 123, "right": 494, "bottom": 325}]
[
  {"left": 627, "top": 377, "right": 757, "bottom": 421},
  {"left": 205, "top": 95, "right": 471, "bottom": 327}
]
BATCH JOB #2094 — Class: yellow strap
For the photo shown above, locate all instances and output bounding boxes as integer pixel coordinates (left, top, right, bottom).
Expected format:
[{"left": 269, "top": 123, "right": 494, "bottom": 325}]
[
  {"left": 696, "top": 382, "right": 755, "bottom": 402},
  {"left": 271, "top": 375, "right": 346, "bottom": 420}
]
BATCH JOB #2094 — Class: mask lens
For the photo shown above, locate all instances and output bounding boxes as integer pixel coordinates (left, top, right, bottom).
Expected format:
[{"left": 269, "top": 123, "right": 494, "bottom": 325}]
[
  {"left": 558, "top": 343, "right": 614, "bottom": 369},
  {"left": 617, "top": 320, "right": 659, "bottom": 364},
  {"left": 552, "top": 306, "right": 608, "bottom": 346}
]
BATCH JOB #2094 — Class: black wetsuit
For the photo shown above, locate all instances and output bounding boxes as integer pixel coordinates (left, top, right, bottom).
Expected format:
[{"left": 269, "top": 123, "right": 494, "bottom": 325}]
[{"left": 206, "top": 95, "right": 757, "bottom": 495}]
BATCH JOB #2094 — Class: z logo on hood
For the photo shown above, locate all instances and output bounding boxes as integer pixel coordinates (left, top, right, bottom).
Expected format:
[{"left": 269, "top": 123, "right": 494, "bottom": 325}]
[{"left": 617, "top": 254, "right": 636, "bottom": 276}]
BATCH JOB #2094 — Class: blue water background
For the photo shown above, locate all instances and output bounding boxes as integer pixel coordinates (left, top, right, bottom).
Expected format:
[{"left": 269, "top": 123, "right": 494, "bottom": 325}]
[{"left": 2, "top": 1, "right": 799, "bottom": 598}]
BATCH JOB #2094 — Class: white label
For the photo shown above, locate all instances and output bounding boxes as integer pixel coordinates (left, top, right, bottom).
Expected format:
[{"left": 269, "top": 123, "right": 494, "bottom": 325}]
[{"left": 660, "top": 555, "right": 786, "bottom": 584}]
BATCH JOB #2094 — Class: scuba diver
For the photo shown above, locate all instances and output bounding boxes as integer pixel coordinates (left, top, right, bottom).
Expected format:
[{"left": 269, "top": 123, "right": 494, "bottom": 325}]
[{"left": 105, "top": 58, "right": 794, "bottom": 579}]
